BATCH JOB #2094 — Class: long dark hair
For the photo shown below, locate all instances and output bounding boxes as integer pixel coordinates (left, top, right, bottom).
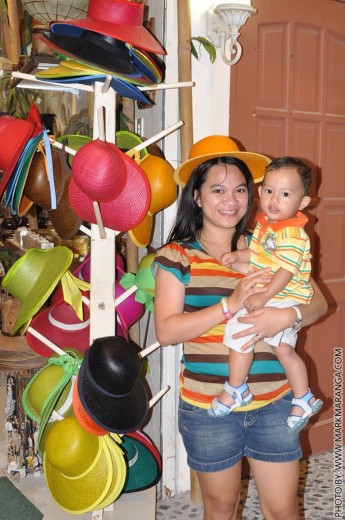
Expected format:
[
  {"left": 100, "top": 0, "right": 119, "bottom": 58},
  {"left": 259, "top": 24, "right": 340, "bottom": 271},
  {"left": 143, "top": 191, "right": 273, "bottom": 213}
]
[{"left": 167, "top": 156, "right": 254, "bottom": 252}]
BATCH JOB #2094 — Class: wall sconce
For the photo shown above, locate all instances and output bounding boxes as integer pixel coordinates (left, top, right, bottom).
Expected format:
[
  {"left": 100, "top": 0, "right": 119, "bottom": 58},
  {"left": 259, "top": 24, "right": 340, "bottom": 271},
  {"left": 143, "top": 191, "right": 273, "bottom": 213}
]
[{"left": 206, "top": 3, "right": 257, "bottom": 65}]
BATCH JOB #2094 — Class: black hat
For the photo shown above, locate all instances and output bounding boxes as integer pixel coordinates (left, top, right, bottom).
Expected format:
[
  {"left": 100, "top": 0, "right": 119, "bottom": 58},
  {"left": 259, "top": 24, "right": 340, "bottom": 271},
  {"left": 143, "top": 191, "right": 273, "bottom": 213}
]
[{"left": 78, "top": 336, "right": 148, "bottom": 434}]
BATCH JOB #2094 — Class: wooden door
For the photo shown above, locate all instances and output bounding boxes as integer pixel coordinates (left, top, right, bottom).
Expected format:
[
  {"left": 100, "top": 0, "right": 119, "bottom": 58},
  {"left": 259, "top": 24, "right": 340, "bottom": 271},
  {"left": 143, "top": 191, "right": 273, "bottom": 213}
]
[{"left": 230, "top": 0, "right": 345, "bottom": 455}]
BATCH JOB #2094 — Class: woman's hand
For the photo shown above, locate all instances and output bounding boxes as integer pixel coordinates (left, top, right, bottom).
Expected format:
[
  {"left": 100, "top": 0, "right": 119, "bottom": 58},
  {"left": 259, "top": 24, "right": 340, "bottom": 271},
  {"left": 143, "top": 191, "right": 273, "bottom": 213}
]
[{"left": 228, "top": 268, "right": 271, "bottom": 314}]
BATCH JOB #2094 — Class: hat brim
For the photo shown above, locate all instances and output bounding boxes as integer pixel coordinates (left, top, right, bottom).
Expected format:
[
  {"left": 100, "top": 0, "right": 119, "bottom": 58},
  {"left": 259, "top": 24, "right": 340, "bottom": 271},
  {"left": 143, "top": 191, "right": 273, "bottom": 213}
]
[
  {"left": 174, "top": 151, "right": 272, "bottom": 187},
  {"left": 26, "top": 300, "right": 90, "bottom": 357},
  {"left": 38, "top": 68, "right": 152, "bottom": 104},
  {"left": 73, "top": 375, "right": 108, "bottom": 436},
  {"left": 1, "top": 246, "right": 73, "bottom": 334},
  {"left": 50, "top": 18, "right": 165, "bottom": 56},
  {"left": 128, "top": 213, "right": 154, "bottom": 248},
  {"left": 78, "top": 349, "right": 148, "bottom": 434},
  {"left": 120, "top": 434, "right": 161, "bottom": 492}
]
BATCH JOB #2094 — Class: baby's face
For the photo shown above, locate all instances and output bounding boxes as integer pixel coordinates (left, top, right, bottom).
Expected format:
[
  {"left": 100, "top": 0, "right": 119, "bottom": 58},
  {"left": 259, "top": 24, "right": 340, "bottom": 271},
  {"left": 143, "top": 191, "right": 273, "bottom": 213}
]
[{"left": 258, "top": 167, "right": 310, "bottom": 223}]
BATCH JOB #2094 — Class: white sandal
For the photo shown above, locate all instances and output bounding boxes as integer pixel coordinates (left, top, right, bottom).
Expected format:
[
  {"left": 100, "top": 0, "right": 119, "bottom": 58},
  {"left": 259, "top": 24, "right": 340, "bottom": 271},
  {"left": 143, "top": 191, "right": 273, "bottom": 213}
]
[
  {"left": 208, "top": 380, "right": 253, "bottom": 417},
  {"left": 287, "top": 390, "right": 323, "bottom": 433}
]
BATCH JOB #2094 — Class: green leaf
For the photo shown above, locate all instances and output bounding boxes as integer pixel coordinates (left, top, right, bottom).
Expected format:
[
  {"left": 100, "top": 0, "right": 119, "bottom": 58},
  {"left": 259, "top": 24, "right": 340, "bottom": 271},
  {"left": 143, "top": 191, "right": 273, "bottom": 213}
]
[{"left": 191, "top": 37, "right": 217, "bottom": 63}]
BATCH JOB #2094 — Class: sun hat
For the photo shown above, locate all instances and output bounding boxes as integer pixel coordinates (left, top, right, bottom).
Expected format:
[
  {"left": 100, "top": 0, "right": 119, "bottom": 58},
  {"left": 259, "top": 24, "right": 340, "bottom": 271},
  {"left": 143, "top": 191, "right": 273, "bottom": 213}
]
[
  {"left": 22, "top": 351, "right": 82, "bottom": 455},
  {"left": 49, "top": 0, "right": 165, "bottom": 55},
  {"left": 73, "top": 374, "right": 108, "bottom": 436},
  {"left": 43, "top": 417, "right": 126, "bottom": 514},
  {"left": 119, "top": 253, "right": 156, "bottom": 312},
  {"left": 174, "top": 135, "right": 272, "bottom": 187},
  {"left": 21, "top": 145, "right": 66, "bottom": 211},
  {"left": 0, "top": 104, "right": 42, "bottom": 197},
  {"left": 120, "top": 431, "right": 162, "bottom": 492},
  {"left": 71, "top": 138, "right": 128, "bottom": 201},
  {"left": 78, "top": 336, "right": 148, "bottom": 434},
  {"left": 49, "top": 162, "right": 83, "bottom": 240},
  {"left": 68, "top": 141, "right": 151, "bottom": 232},
  {"left": 1, "top": 246, "right": 74, "bottom": 334},
  {"left": 36, "top": 66, "right": 153, "bottom": 104},
  {"left": 25, "top": 297, "right": 91, "bottom": 357},
  {"left": 56, "top": 133, "right": 92, "bottom": 167},
  {"left": 129, "top": 154, "right": 177, "bottom": 247}
]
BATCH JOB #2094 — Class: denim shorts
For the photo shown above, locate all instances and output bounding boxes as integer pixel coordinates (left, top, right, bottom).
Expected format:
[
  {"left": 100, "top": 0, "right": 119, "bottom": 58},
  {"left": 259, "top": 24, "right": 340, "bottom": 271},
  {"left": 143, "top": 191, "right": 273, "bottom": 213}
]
[{"left": 178, "top": 392, "right": 302, "bottom": 473}]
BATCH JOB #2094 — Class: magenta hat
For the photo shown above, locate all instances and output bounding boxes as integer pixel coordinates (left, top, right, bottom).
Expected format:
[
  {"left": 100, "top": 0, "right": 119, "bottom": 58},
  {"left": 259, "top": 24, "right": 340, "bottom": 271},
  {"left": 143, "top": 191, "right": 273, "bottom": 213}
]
[
  {"left": 50, "top": 0, "right": 165, "bottom": 55},
  {"left": 68, "top": 143, "right": 151, "bottom": 232}
]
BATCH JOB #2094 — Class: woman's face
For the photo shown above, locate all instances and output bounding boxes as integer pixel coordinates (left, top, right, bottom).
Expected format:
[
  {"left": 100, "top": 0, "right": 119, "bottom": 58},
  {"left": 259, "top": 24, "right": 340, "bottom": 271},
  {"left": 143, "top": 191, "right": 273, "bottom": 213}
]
[{"left": 194, "top": 163, "right": 249, "bottom": 231}]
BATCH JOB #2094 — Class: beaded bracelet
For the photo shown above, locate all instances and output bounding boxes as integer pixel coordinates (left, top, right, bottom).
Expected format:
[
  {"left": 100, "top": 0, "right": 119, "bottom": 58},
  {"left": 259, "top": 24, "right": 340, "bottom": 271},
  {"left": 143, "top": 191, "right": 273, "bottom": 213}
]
[{"left": 220, "top": 297, "right": 234, "bottom": 320}]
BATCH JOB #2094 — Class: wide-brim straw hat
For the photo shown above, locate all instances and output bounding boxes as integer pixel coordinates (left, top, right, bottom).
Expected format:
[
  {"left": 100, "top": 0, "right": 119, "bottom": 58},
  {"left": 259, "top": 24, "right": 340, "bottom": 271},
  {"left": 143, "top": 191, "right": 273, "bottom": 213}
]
[
  {"left": 69, "top": 142, "right": 151, "bottom": 232},
  {"left": 77, "top": 336, "right": 148, "bottom": 434},
  {"left": 121, "top": 431, "right": 162, "bottom": 492},
  {"left": 49, "top": 0, "right": 165, "bottom": 55},
  {"left": 36, "top": 66, "right": 153, "bottom": 104},
  {"left": 0, "top": 105, "right": 42, "bottom": 197},
  {"left": 129, "top": 154, "right": 177, "bottom": 247},
  {"left": 1, "top": 246, "right": 73, "bottom": 334},
  {"left": 174, "top": 135, "right": 272, "bottom": 187},
  {"left": 25, "top": 297, "right": 91, "bottom": 357},
  {"left": 43, "top": 417, "right": 126, "bottom": 514}
]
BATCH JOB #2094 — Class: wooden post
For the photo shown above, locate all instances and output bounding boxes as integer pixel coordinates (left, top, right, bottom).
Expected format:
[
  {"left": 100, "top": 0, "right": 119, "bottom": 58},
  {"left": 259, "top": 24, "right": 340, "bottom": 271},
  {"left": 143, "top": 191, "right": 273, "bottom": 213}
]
[
  {"left": 177, "top": 0, "right": 202, "bottom": 505},
  {"left": 5, "top": 0, "right": 21, "bottom": 67}
]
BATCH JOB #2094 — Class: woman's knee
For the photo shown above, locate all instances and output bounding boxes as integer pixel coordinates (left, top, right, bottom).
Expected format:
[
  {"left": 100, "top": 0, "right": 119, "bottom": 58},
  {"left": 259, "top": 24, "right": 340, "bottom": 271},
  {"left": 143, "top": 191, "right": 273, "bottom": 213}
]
[
  {"left": 260, "top": 496, "right": 299, "bottom": 520},
  {"left": 203, "top": 493, "right": 239, "bottom": 520}
]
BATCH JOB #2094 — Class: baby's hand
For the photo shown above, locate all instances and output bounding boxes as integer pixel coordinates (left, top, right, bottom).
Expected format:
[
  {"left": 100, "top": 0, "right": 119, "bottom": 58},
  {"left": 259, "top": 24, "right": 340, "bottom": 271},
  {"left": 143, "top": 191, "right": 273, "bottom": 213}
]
[
  {"left": 221, "top": 251, "right": 238, "bottom": 267},
  {"left": 244, "top": 293, "right": 267, "bottom": 312}
]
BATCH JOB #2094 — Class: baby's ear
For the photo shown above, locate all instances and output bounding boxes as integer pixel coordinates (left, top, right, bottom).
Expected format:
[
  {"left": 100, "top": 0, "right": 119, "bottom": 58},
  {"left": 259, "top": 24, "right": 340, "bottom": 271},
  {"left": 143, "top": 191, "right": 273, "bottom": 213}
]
[
  {"left": 258, "top": 185, "right": 262, "bottom": 197},
  {"left": 299, "top": 195, "right": 311, "bottom": 211}
]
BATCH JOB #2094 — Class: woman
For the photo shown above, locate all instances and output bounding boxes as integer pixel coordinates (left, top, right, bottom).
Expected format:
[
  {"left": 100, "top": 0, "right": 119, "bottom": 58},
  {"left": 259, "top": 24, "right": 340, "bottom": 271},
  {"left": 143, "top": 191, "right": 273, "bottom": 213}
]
[{"left": 153, "top": 137, "right": 327, "bottom": 520}]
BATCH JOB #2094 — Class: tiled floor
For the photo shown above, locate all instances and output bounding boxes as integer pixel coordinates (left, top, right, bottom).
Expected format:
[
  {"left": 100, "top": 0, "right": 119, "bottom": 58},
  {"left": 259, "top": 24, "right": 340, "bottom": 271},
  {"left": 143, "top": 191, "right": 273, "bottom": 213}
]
[{"left": 6, "top": 449, "right": 338, "bottom": 519}]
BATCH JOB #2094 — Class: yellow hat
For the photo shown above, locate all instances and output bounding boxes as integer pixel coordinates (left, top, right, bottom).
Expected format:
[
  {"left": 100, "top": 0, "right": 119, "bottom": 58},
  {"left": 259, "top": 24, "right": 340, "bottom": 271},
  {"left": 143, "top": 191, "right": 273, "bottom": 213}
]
[{"left": 174, "top": 135, "right": 271, "bottom": 187}]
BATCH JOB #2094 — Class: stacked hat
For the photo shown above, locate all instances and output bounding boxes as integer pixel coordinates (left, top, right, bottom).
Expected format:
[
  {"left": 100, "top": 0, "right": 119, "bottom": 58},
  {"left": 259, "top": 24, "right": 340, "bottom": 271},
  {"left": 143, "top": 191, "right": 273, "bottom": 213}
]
[
  {"left": 77, "top": 336, "right": 148, "bottom": 434},
  {"left": 35, "top": 0, "right": 166, "bottom": 103}
]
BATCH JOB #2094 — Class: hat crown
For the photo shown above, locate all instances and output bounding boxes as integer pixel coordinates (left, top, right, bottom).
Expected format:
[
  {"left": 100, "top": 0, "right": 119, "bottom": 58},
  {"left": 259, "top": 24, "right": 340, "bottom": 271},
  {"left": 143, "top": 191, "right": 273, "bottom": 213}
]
[
  {"left": 189, "top": 135, "right": 240, "bottom": 159},
  {"left": 87, "top": 0, "right": 143, "bottom": 27},
  {"left": 45, "top": 417, "right": 99, "bottom": 476},
  {"left": 88, "top": 336, "right": 141, "bottom": 394}
]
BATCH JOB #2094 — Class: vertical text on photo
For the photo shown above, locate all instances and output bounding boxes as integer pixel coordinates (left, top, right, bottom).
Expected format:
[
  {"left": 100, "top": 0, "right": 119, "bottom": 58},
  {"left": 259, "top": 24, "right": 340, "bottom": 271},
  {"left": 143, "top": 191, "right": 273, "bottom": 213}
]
[{"left": 333, "top": 347, "right": 343, "bottom": 519}]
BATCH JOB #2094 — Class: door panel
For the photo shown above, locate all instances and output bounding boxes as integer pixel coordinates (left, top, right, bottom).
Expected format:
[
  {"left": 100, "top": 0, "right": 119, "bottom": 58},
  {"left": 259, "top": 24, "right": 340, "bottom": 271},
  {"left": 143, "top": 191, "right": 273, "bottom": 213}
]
[{"left": 230, "top": 0, "right": 345, "bottom": 455}]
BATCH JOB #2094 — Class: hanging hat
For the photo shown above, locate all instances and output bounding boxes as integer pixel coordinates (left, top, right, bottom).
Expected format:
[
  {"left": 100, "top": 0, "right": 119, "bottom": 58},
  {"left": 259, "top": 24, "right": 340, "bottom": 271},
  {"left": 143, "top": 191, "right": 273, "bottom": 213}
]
[
  {"left": 49, "top": 0, "right": 165, "bottom": 55},
  {"left": 0, "top": 105, "right": 42, "bottom": 197},
  {"left": 22, "top": 145, "right": 66, "bottom": 211},
  {"left": 43, "top": 417, "right": 126, "bottom": 514},
  {"left": 129, "top": 154, "right": 177, "bottom": 247},
  {"left": 56, "top": 133, "right": 92, "bottom": 167},
  {"left": 49, "top": 164, "right": 82, "bottom": 240},
  {"left": 73, "top": 374, "right": 108, "bottom": 436},
  {"left": 25, "top": 297, "right": 91, "bottom": 357},
  {"left": 71, "top": 138, "right": 128, "bottom": 201},
  {"left": 1, "top": 246, "right": 73, "bottom": 334},
  {"left": 78, "top": 336, "right": 148, "bottom": 434},
  {"left": 174, "top": 135, "right": 272, "bottom": 187},
  {"left": 69, "top": 141, "right": 151, "bottom": 232},
  {"left": 115, "top": 129, "right": 148, "bottom": 157},
  {"left": 36, "top": 65, "right": 153, "bottom": 104},
  {"left": 119, "top": 253, "right": 156, "bottom": 312},
  {"left": 39, "top": 31, "right": 156, "bottom": 86},
  {"left": 120, "top": 431, "right": 162, "bottom": 493}
]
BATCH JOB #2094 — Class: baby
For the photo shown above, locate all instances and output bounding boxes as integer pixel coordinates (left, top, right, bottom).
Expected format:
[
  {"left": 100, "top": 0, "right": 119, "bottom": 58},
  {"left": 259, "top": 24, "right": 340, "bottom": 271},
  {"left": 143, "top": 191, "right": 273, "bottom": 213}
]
[{"left": 208, "top": 157, "right": 323, "bottom": 433}]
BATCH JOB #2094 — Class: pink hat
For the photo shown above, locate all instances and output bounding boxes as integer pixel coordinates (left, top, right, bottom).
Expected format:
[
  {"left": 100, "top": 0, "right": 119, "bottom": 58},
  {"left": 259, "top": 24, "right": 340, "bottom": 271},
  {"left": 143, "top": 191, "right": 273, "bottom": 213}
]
[
  {"left": 71, "top": 139, "right": 128, "bottom": 201},
  {"left": 26, "top": 297, "right": 91, "bottom": 357},
  {"left": 50, "top": 0, "right": 165, "bottom": 55},
  {"left": 0, "top": 105, "right": 42, "bottom": 197},
  {"left": 68, "top": 143, "right": 151, "bottom": 232}
]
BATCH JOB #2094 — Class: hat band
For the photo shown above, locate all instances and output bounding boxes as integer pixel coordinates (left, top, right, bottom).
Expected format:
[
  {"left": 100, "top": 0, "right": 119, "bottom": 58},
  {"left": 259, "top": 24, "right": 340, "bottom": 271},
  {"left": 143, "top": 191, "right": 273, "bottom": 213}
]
[
  {"left": 48, "top": 310, "right": 90, "bottom": 330},
  {"left": 47, "top": 375, "right": 75, "bottom": 421}
]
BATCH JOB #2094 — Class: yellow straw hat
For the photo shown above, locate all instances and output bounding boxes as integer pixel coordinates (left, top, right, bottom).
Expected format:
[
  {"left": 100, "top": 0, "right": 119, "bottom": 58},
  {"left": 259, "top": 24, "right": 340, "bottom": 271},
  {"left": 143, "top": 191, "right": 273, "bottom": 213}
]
[{"left": 174, "top": 135, "right": 271, "bottom": 187}]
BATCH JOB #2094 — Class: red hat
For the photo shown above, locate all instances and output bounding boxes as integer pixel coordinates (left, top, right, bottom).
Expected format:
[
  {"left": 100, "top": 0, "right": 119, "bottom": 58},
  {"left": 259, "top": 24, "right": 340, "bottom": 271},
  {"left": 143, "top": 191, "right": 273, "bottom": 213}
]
[
  {"left": 68, "top": 141, "right": 151, "bottom": 232},
  {"left": 50, "top": 0, "right": 165, "bottom": 55},
  {"left": 0, "top": 105, "right": 42, "bottom": 197}
]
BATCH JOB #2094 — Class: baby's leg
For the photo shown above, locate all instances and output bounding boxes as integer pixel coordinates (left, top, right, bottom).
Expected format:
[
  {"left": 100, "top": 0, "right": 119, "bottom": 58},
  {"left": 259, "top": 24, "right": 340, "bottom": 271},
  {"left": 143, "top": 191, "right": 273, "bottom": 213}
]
[
  {"left": 275, "top": 343, "right": 318, "bottom": 417},
  {"left": 217, "top": 349, "right": 253, "bottom": 408}
]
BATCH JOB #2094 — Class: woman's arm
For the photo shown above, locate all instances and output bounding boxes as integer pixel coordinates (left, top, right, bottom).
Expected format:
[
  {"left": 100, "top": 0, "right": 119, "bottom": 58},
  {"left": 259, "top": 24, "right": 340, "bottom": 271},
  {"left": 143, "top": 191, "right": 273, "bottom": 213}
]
[
  {"left": 154, "top": 266, "right": 271, "bottom": 346},
  {"left": 233, "top": 277, "right": 328, "bottom": 350}
]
